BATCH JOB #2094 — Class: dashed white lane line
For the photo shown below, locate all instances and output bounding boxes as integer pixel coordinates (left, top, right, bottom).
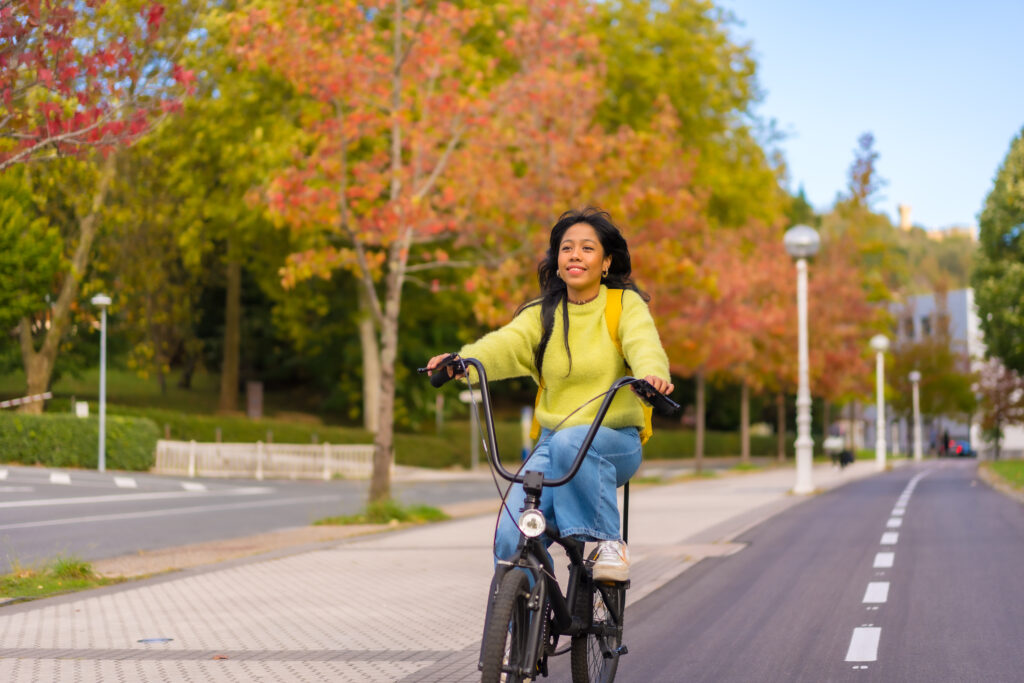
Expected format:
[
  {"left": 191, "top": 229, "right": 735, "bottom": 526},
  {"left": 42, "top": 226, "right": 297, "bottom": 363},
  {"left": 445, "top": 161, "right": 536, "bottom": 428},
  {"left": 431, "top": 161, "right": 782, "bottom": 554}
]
[
  {"left": 49, "top": 472, "right": 71, "bottom": 485},
  {"left": 0, "top": 493, "right": 340, "bottom": 531},
  {"left": 874, "top": 552, "right": 895, "bottom": 568},
  {"left": 0, "top": 469, "right": 7, "bottom": 480},
  {"left": 863, "top": 582, "right": 890, "bottom": 603},
  {"left": 846, "top": 627, "right": 881, "bottom": 661},
  {"left": 182, "top": 482, "right": 207, "bottom": 492},
  {"left": 0, "top": 487, "right": 270, "bottom": 508},
  {"left": 892, "top": 507, "right": 905, "bottom": 516},
  {"left": 880, "top": 531, "right": 899, "bottom": 545},
  {"left": 886, "top": 517, "right": 903, "bottom": 528},
  {"left": 113, "top": 476, "right": 137, "bottom": 488}
]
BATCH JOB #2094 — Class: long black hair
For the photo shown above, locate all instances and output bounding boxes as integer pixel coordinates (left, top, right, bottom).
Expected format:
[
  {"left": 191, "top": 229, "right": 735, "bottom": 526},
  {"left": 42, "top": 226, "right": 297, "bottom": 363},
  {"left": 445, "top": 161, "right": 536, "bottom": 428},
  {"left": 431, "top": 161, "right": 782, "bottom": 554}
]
[{"left": 515, "top": 208, "right": 648, "bottom": 377}]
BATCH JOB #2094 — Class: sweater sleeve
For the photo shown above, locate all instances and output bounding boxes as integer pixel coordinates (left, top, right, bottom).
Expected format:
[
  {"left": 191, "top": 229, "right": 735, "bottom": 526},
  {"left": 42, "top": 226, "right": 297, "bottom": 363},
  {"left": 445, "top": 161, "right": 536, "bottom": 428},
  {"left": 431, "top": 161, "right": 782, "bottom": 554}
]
[
  {"left": 457, "top": 304, "right": 542, "bottom": 384},
  {"left": 618, "top": 290, "right": 671, "bottom": 381}
]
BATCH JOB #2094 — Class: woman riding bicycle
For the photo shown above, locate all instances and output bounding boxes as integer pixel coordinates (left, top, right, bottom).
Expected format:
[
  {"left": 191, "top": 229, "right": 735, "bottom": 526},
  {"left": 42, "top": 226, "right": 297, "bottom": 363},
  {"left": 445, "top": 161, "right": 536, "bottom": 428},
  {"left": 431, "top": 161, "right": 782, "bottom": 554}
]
[{"left": 426, "top": 208, "right": 673, "bottom": 582}]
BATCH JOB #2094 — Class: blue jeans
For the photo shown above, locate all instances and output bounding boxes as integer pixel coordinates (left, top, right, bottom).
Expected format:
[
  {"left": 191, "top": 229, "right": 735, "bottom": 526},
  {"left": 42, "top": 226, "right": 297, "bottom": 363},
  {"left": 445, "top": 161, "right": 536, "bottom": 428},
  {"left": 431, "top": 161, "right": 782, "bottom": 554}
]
[{"left": 494, "top": 425, "right": 642, "bottom": 562}]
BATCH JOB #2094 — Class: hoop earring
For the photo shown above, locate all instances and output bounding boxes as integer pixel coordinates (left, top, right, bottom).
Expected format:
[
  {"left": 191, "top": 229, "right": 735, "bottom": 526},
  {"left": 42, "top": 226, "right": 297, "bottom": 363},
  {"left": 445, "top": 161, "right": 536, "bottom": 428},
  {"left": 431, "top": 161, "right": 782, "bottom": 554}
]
[
  {"left": 602, "top": 269, "right": 609, "bottom": 278},
  {"left": 556, "top": 270, "right": 563, "bottom": 279}
]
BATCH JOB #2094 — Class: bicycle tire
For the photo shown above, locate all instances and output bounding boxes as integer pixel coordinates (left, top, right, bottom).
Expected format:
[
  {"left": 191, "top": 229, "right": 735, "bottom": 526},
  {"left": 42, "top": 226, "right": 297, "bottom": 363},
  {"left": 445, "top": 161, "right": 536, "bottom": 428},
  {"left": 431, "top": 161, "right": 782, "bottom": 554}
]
[
  {"left": 570, "top": 580, "right": 625, "bottom": 683},
  {"left": 481, "top": 570, "right": 534, "bottom": 683}
]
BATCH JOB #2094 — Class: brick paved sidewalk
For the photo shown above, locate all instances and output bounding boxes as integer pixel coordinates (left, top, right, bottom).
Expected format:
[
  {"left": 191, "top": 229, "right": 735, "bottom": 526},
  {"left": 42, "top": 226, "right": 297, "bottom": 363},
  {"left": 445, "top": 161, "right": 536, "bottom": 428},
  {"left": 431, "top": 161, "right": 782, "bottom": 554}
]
[{"left": 0, "top": 460, "right": 892, "bottom": 682}]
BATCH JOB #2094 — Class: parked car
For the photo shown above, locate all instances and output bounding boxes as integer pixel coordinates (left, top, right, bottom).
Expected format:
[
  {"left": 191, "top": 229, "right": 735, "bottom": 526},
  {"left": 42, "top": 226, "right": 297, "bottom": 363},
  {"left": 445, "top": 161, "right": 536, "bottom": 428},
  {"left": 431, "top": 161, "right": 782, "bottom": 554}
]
[{"left": 948, "top": 439, "right": 975, "bottom": 457}]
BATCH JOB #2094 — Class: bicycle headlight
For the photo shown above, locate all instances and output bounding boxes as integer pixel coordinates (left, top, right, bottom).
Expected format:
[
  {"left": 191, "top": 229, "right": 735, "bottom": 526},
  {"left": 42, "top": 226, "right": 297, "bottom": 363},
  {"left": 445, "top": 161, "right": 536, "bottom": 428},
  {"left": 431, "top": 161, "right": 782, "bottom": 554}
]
[{"left": 517, "top": 508, "right": 546, "bottom": 538}]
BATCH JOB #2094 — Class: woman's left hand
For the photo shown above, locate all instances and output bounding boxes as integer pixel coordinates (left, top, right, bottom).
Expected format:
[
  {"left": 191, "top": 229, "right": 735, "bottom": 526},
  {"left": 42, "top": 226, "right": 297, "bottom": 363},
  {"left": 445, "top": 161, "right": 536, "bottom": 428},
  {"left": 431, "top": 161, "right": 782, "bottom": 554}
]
[{"left": 643, "top": 375, "right": 675, "bottom": 395}]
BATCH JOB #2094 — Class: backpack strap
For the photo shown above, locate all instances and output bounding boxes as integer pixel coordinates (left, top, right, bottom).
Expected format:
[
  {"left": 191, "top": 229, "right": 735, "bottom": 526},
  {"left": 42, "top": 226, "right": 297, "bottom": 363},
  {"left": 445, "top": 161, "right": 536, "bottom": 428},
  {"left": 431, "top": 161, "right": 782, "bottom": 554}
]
[{"left": 529, "top": 289, "right": 654, "bottom": 444}]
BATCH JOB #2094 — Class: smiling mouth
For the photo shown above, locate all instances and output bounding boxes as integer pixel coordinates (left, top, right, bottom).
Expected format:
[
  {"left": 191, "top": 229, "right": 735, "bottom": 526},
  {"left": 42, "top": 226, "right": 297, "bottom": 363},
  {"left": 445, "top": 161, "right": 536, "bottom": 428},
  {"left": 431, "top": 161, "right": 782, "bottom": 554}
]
[{"left": 566, "top": 266, "right": 586, "bottom": 274}]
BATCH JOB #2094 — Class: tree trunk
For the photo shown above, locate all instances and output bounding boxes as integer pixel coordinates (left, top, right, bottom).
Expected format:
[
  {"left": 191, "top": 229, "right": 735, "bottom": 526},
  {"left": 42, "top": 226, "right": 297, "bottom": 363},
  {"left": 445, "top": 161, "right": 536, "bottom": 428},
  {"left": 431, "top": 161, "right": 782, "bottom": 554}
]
[
  {"left": 18, "top": 154, "right": 117, "bottom": 414},
  {"left": 740, "top": 378, "right": 750, "bottom": 464},
  {"left": 218, "top": 257, "right": 241, "bottom": 413},
  {"left": 368, "top": 239, "right": 409, "bottom": 503},
  {"left": 822, "top": 400, "right": 831, "bottom": 444},
  {"left": 694, "top": 369, "right": 705, "bottom": 473},
  {"left": 359, "top": 287, "right": 381, "bottom": 434},
  {"left": 776, "top": 392, "right": 786, "bottom": 462}
]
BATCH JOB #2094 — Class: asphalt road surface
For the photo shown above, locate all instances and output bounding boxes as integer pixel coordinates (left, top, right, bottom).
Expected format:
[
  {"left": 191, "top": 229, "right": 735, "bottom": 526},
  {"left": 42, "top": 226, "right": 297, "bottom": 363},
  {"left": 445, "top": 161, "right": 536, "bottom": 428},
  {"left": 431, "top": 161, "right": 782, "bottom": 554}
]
[
  {"left": 0, "top": 465, "right": 496, "bottom": 573},
  {"left": 546, "top": 460, "right": 1024, "bottom": 683}
]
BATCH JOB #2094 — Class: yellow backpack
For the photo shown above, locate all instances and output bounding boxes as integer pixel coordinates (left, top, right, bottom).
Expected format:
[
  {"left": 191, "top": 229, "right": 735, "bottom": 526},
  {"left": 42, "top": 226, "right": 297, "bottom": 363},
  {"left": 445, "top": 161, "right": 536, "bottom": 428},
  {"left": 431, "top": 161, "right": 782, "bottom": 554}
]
[{"left": 529, "top": 288, "right": 654, "bottom": 444}]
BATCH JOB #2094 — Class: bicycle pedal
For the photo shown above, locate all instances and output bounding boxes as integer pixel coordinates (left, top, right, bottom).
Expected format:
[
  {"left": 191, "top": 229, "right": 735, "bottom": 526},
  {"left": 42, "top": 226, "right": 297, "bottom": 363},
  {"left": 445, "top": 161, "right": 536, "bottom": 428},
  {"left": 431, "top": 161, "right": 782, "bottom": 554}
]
[{"left": 616, "top": 645, "right": 629, "bottom": 656}]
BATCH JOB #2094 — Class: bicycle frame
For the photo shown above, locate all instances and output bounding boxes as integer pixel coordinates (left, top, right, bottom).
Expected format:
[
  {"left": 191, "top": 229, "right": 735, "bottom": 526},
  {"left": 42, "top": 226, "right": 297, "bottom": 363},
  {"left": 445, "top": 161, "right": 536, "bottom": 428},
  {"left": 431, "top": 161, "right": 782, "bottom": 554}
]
[{"left": 463, "top": 357, "right": 636, "bottom": 675}]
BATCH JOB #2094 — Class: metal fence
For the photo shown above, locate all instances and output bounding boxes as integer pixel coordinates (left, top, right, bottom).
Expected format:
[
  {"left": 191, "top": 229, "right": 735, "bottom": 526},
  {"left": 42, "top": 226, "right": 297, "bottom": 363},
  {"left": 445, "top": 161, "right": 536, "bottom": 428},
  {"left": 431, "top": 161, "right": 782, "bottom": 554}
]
[{"left": 153, "top": 440, "right": 380, "bottom": 480}]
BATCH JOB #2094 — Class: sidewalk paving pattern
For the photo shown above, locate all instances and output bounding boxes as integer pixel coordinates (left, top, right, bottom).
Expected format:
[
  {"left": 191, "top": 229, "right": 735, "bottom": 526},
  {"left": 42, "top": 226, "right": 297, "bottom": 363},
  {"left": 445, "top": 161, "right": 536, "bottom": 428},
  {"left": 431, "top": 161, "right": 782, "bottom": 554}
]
[{"left": 0, "top": 460, "right": 892, "bottom": 682}]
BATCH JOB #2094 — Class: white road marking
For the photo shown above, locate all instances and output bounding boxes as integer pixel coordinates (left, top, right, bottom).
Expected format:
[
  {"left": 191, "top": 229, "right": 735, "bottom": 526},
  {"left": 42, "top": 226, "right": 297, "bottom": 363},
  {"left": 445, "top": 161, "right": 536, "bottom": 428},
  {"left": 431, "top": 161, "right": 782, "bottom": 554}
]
[
  {"left": 113, "top": 477, "right": 137, "bottom": 489},
  {"left": 880, "top": 532, "right": 899, "bottom": 545},
  {"left": 0, "top": 494, "right": 340, "bottom": 531},
  {"left": 49, "top": 472, "right": 71, "bottom": 485},
  {"left": 863, "top": 582, "right": 890, "bottom": 603},
  {"left": 892, "top": 507, "right": 905, "bottom": 516},
  {"left": 846, "top": 627, "right": 881, "bottom": 661},
  {"left": 182, "top": 482, "right": 207, "bottom": 492},
  {"left": 0, "top": 486, "right": 271, "bottom": 509},
  {"left": 874, "top": 552, "right": 895, "bottom": 568},
  {"left": 0, "top": 469, "right": 7, "bottom": 480},
  {"left": 886, "top": 517, "right": 903, "bottom": 528}
]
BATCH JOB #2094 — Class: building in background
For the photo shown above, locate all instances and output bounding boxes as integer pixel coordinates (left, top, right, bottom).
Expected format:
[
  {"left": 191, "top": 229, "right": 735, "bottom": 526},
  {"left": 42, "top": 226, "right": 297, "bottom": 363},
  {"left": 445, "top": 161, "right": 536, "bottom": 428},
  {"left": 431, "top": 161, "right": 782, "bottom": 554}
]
[{"left": 861, "top": 287, "right": 1024, "bottom": 459}]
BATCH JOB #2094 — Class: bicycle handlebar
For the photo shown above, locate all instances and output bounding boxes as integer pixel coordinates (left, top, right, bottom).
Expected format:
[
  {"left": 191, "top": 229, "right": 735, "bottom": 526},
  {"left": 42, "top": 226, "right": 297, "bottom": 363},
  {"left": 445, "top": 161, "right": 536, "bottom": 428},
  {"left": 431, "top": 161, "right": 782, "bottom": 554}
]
[{"left": 418, "top": 355, "right": 680, "bottom": 487}]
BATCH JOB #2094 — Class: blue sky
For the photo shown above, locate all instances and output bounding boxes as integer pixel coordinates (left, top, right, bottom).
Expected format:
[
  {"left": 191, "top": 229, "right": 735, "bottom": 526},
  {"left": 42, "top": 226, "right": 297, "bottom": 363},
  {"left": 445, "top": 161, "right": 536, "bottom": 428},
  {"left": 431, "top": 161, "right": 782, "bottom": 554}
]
[{"left": 718, "top": 0, "right": 1024, "bottom": 231}]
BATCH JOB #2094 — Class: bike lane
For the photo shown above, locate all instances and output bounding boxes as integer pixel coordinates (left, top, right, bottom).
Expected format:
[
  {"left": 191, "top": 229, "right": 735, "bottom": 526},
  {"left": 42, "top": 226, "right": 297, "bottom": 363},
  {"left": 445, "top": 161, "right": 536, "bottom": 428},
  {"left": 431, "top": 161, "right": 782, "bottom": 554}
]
[{"left": 0, "top": 461, "right": 887, "bottom": 682}]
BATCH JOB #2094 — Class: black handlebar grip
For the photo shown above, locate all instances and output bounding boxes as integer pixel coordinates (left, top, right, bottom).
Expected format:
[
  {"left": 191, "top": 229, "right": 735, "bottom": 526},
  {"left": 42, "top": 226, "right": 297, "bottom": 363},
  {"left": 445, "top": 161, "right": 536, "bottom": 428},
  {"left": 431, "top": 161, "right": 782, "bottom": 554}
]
[
  {"left": 427, "top": 354, "right": 460, "bottom": 387},
  {"left": 430, "top": 368, "right": 455, "bottom": 387},
  {"left": 634, "top": 379, "right": 681, "bottom": 417}
]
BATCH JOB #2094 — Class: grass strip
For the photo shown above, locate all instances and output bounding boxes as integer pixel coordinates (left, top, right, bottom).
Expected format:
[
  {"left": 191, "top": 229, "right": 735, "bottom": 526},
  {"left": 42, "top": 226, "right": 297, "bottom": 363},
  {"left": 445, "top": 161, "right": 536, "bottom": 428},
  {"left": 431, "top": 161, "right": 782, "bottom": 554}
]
[
  {"left": 987, "top": 460, "right": 1024, "bottom": 490},
  {"left": 1, "top": 556, "right": 124, "bottom": 604},
  {"left": 314, "top": 499, "right": 450, "bottom": 526}
]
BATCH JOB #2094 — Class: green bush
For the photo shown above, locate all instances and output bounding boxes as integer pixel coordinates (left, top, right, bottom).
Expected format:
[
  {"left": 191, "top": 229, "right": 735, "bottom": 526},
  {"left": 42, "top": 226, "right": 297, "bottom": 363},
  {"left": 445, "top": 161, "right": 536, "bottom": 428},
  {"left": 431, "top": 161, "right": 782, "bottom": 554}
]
[{"left": 0, "top": 412, "right": 159, "bottom": 471}]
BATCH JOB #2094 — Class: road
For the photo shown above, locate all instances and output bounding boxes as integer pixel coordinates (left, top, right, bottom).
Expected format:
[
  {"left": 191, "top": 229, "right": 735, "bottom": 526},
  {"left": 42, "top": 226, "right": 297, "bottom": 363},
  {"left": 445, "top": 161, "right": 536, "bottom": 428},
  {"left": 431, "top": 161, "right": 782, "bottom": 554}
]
[
  {"left": 0, "top": 465, "right": 496, "bottom": 573},
  {"left": 544, "top": 460, "right": 1024, "bottom": 682}
]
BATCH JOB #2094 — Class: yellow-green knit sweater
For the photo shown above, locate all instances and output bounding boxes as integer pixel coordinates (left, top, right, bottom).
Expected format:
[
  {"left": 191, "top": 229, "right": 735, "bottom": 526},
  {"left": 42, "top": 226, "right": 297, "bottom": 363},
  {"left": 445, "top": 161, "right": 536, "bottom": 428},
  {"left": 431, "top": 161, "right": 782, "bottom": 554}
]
[{"left": 459, "top": 285, "right": 670, "bottom": 432}]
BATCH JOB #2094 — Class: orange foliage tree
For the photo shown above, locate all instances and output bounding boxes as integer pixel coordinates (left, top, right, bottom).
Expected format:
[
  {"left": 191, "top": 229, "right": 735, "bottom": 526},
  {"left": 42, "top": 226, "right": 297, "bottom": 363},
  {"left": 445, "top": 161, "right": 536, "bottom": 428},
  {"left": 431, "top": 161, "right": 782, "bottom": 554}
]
[{"left": 232, "top": 0, "right": 604, "bottom": 502}]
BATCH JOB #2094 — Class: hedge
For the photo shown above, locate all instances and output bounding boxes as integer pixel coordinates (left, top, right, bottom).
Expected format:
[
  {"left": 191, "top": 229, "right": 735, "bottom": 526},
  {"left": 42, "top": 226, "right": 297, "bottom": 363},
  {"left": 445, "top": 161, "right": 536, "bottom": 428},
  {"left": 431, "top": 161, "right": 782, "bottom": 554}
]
[{"left": 0, "top": 412, "right": 159, "bottom": 471}]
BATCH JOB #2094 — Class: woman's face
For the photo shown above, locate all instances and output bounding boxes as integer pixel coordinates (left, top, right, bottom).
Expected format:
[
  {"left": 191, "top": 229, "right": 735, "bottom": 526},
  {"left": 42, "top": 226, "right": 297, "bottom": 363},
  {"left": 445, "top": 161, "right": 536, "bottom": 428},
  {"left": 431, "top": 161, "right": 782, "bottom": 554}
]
[{"left": 558, "top": 222, "right": 611, "bottom": 302}]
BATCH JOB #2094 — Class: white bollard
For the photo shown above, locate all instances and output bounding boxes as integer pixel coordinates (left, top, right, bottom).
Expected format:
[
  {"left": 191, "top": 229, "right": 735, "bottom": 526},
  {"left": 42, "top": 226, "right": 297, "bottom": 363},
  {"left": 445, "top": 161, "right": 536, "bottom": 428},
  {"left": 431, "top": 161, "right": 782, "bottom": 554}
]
[
  {"left": 256, "top": 441, "right": 264, "bottom": 481},
  {"left": 188, "top": 440, "right": 197, "bottom": 478}
]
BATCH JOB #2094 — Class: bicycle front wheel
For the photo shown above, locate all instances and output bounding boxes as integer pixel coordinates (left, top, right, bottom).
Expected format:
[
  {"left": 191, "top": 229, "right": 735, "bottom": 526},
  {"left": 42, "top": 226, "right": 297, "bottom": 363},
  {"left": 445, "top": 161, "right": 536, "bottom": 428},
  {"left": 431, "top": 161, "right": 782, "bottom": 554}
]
[
  {"left": 570, "top": 580, "right": 625, "bottom": 683},
  {"left": 480, "top": 570, "right": 534, "bottom": 683}
]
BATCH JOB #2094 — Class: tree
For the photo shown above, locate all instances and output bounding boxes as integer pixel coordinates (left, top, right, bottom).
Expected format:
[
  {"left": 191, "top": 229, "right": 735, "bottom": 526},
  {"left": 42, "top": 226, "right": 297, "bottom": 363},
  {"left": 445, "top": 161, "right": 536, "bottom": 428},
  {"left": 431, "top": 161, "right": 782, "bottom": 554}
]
[
  {"left": 234, "top": 0, "right": 604, "bottom": 502},
  {"left": 973, "top": 127, "right": 1024, "bottom": 374},
  {"left": 975, "top": 359, "right": 1024, "bottom": 459},
  {"left": 5, "top": 1, "right": 194, "bottom": 411},
  {"left": 593, "top": 0, "right": 786, "bottom": 230},
  {"left": 0, "top": 1, "right": 193, "bottom": 170},
  {"left": 0, "top": 167, "right": 62, "bottom": 337}
]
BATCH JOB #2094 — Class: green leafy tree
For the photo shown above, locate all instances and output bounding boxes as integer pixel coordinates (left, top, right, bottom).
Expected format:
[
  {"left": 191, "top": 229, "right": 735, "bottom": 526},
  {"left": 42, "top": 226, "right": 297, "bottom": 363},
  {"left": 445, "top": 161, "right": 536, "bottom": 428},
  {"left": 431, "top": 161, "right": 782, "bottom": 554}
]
[
  {"left": 0, "top": 168, "right": 63, "bottom": 338},
  {"left": 972, "top": 127, "right": 1024, "bottom": 373},
  {"left": 592, "top": 0, "right": 786, "bottom": 229}
]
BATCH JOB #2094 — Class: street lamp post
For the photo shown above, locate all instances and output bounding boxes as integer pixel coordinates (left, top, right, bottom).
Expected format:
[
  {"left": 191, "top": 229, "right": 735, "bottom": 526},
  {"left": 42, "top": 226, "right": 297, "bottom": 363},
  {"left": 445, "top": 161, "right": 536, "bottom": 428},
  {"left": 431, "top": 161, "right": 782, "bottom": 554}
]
[
  {"left": 869, "top": 334, "right": 890, "bottom": 471},
  {"left": 91, "top": 294, "right": 111, "bottom": 473},
  {"left": 909, "top": 370, "right": 922, "bottom": 462},
  {"left": 784, "top": 224, "right": 820, "bottom": 494}
]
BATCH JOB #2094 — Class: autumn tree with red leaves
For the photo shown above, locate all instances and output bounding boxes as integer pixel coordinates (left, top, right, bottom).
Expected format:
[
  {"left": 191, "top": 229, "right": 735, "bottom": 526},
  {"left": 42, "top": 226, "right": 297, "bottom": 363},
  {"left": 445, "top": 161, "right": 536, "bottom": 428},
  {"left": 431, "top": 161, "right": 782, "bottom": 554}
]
[
  {"left": 233, "top": 0, "right": 605, "bottom": 502},
  {"left": 0, "top": 0, "right": 191, "bottom": 170},
  {"left": 2, "top": 0, "right": 194, "bottom": 410}
]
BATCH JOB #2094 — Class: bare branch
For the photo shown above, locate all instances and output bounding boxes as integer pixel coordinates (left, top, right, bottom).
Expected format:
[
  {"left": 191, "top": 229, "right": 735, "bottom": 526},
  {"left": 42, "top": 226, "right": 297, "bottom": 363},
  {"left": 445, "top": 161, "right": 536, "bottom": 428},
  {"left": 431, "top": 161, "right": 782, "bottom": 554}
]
[{"left": 412, "top": 117, "right": 466, "bottom": 200}]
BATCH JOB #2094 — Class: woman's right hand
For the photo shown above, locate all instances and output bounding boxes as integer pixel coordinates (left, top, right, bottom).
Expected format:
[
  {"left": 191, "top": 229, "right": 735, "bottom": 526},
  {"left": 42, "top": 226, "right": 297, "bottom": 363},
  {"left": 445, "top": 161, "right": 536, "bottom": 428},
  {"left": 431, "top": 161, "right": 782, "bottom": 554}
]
[{"left": 425, "top": 353, "right": 464, "bottom": 379}]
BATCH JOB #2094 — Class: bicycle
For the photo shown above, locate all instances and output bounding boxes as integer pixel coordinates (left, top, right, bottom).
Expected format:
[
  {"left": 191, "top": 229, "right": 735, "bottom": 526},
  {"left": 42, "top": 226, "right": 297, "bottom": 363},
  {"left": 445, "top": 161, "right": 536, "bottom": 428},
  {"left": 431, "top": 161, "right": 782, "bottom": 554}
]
[{"left": 420, "top": 354, "right": 680, "bottom": 683}]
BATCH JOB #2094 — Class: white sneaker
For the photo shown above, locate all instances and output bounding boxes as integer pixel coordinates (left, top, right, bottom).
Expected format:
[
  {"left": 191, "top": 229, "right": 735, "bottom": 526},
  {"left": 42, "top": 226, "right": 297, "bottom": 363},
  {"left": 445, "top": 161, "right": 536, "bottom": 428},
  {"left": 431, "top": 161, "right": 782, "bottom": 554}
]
[{"left": 592, "top": 540, "right": 630, "bottom": 582}]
